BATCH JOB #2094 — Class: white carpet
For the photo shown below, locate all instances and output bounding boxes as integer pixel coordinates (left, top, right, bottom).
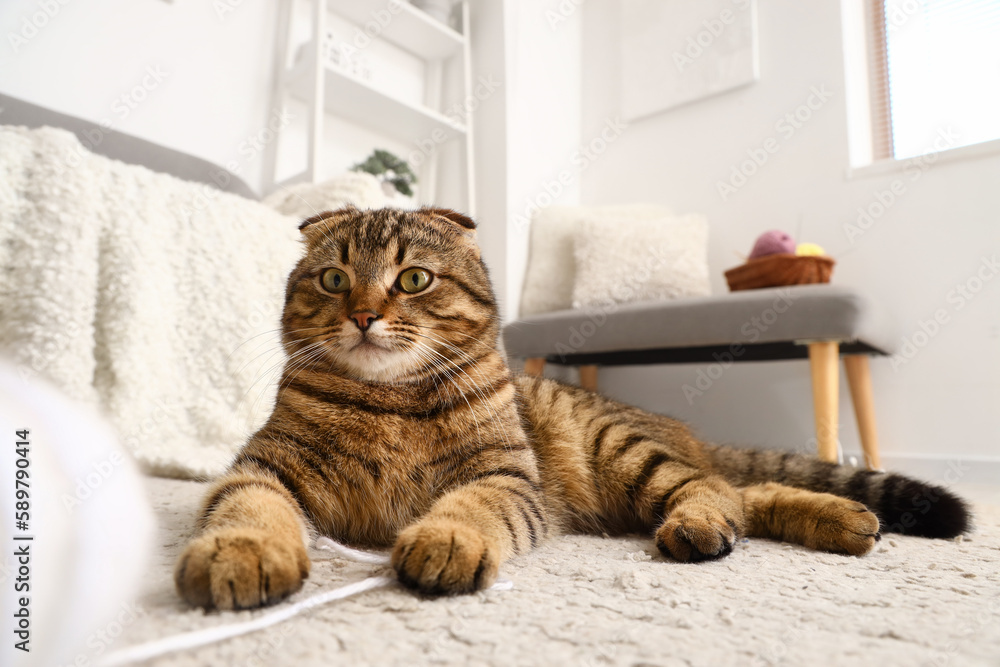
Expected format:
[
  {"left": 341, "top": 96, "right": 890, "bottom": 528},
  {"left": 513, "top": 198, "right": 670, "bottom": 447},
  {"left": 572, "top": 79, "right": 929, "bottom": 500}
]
[{"left": 112, "top": 478, "right": 1000, "bottom": 667}]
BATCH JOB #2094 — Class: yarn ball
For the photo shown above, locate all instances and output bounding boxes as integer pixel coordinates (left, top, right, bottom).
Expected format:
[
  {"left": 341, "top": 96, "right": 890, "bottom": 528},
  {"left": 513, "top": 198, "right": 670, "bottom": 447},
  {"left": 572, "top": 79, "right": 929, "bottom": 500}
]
[
  {"left": 796, "top": 242, "right": 825, "bottom": 256},
  {"left": 749, "top": 230, "right": 796, "bottom": 259}
]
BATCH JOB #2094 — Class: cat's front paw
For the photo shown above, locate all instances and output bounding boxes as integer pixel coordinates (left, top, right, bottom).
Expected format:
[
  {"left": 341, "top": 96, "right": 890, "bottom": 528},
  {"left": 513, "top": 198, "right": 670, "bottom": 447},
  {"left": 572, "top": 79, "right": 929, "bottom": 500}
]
[
  {"left": 655, "top": 504, "right": 739, "bottom": 562},
  {"left": 392, "top": 519, "right": 499, "bottom": 595},
  {"left": 175, "top": 527, "right": 310, "bottom": 610}
]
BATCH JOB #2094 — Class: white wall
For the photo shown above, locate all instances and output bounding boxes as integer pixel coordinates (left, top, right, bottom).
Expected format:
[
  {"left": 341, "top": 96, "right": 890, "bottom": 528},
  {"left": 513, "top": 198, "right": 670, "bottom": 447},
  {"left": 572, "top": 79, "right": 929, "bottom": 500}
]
[
  {"left": 469, "top": 0, "right": 510, "bottom": 308},
  {"left": 0, "top": 0, "right": 474, "bottom": 201},
  {"left": 574, "top": 0, "right": 1000, "bottom": 478},
  {"left": 0, "top": 0, "right": 278, "bottom": 194},
  {"left": 501, "top": 0, "right": 582, "bottom": 319}
]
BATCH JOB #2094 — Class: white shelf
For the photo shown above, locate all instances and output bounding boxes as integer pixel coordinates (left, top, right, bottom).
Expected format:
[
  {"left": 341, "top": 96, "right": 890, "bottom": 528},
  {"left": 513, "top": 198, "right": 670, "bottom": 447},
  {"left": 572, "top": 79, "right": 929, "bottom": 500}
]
[
  {"left": 327, "top": 0, "right": 465, "bottom": 60},
  {"left": 288, "top": 49, "right": 466, "bottom": 146}
]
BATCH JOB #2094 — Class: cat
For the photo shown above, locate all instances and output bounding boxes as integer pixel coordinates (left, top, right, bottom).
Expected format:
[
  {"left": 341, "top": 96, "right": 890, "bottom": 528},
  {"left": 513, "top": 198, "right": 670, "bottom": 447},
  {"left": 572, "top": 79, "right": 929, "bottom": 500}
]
[{"left": 175, "top": 206, "right": 969, "bottom": 610}]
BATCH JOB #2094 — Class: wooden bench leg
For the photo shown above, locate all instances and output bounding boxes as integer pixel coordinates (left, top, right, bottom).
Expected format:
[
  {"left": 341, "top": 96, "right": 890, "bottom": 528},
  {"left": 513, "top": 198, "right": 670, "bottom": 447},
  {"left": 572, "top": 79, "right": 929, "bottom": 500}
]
[
  {"left": 523, "top": 358, "right": 546, "bottom": 377},
  {"left": 844, "top": 355, "right": 882, "bottom": 470},
  {"left": 808, "top": 341, "right": 840, "bottom": 463},
  {"left": 579, "top": 365, "right": 598, "bottom": 392}
]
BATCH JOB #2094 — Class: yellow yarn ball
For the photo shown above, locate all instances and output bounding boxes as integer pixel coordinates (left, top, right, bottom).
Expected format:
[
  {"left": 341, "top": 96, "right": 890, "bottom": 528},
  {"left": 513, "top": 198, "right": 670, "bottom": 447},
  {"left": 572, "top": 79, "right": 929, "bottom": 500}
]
[{"left": 796, "top": 242, "right": 825, "bottom": 257}]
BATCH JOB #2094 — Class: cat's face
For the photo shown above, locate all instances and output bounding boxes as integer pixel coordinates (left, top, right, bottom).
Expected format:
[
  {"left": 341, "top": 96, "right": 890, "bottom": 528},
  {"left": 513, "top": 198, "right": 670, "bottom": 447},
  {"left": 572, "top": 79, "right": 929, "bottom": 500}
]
[{"left": 281, "top": 207, "right": 498, "bottom": 383}]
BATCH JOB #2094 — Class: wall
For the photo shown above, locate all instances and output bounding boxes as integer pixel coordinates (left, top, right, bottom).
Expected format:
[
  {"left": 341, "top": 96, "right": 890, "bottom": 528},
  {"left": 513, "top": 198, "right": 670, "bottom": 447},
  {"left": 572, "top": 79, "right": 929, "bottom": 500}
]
[
  {"left": 501, "top": 0, "right": 582, "bottom": 320},
  {"left": 468, "top": 0, "right": 510, "bottom": 308},
  {"left": 0, "top": 0, "right": 473, "bottom": 202},
  {"left": 0, "top": 0, "right": 279, "bottom": 194},
  {"left": 575, "top": 0, "right": 1000, "bottom": 479}
]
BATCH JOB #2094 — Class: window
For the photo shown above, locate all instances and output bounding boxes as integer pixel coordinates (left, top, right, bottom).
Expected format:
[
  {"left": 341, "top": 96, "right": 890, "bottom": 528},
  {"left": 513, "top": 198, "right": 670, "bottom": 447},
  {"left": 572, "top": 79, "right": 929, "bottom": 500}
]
[{"left": 867, "top": 0, "right": 1000, "bottom": 160}]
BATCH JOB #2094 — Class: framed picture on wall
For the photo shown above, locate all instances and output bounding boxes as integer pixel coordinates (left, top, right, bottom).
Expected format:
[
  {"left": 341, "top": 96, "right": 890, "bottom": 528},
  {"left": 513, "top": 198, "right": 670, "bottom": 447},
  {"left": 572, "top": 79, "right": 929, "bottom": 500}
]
[{"left": 621, "top": 0, "right": 759, "bottom": 120}]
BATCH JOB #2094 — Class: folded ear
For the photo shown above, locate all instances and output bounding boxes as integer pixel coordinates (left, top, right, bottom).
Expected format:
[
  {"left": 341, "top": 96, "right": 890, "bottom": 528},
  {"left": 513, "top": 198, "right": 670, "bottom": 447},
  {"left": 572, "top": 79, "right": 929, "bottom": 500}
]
[
  {"left": 419, "top": 207, "right": 477, "bottom": 232},
  {"left": 419, "top": 207, "right": 479, "bottom": 257},
  {"left": 298, "top": 206, "right": 358, "bottom": 242}
]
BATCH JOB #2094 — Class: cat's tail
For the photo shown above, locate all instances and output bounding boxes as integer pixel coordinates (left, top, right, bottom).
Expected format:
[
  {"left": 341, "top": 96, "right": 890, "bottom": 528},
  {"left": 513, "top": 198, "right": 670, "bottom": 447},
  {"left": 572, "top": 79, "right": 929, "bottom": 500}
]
[{"left": 704, "top": 445, "right": 971, "bottom": 538}]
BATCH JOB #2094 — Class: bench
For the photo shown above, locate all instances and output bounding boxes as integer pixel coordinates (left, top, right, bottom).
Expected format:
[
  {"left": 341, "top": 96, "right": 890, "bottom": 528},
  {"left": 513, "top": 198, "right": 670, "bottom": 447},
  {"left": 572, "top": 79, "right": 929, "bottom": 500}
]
[{"left": 502, "top": 284, "right": 896, "bottom": 469}]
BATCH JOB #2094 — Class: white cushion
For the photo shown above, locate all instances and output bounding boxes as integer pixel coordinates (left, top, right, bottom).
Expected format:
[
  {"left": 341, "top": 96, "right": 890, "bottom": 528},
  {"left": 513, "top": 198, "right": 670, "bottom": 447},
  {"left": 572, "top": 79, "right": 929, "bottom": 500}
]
[
  {"left": 571, "top": 214, "right": 711, "bottom": 310},
  {"left": 262, "top": 171, "right": 392, "bottom": 218},
  {"left": 519, "top": 204, "right": 672, "bottom": 316}
]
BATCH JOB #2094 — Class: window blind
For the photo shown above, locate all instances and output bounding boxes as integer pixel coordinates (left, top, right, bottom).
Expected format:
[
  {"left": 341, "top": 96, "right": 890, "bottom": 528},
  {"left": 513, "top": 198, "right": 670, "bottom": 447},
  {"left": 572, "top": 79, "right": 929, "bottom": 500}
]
[{"left": 868, "top": 0, "right": 1000, "bottom": 160}]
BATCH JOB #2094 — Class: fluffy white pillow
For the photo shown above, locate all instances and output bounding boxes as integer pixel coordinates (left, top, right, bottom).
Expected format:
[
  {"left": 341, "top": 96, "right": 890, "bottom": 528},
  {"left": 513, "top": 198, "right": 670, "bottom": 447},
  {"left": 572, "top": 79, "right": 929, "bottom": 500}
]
[
  {"left": 262, "top": 171, "right": 398, "bottom": 219},
  {"left": 571, "top": 214, "right": 711, "bottom": 310},
  {"left": 519, "top": 204, "right": 672, "bottom": 316}
]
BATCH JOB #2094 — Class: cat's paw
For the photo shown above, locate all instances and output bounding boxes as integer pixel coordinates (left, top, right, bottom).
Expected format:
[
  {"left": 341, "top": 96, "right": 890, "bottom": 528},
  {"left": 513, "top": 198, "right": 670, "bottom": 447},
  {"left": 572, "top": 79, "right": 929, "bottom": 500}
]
[
  {"left": 392, "top": 518, "right": 499, "bottom": 595},
  {"left": 175, "top": 527, "right": 310, "bottom": 610},
  {"left": 804, "top": 496, "right": 881, "bottom": 556},
  {"left": 655, "top": 503, "right": 739, "bottom": 562}
]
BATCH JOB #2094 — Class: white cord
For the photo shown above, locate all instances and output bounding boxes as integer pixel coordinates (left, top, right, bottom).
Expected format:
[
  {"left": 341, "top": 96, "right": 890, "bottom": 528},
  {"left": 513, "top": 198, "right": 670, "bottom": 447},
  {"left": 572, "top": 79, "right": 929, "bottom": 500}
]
[
  {"left": 98, "top": 576, "right": 394, "bottom": 667},
  {"left": 98, "top": 538, "right": 512, "bottom": 666},
  {"left": 315, "top": 535, "right": 392, "bottom": 564},
  {"left": 313, "top": 536, "right": 513, "bottom": 590}
]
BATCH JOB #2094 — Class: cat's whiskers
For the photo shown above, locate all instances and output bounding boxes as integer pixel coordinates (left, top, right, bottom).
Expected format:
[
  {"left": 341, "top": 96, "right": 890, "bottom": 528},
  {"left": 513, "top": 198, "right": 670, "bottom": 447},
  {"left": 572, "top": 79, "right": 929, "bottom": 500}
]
[
  {"left": 276, "top": 336, "right": 342, "bottom": 393},
  {"left": 408, "top": 339, "right": 512, "bottom": 452},
  {"left": 407, "top": 321, "right": 491, "bottom": 344},
  {"left": 407, "top": 342, "right": 487, "bottom": 448},
  {"left": 240, "top": 335, "right": 337, "bottom": 426},
  {"left": 402, "top": 329, "right": 513, "bottom": 450},
  {"left": 276, "top": 341, "right": 336, "bottom": 402},
  {"left": 232, "top": 326, "right": 337, "bottom": 380},
  {"left": 226, "top": 325, "right": 337, "bottom": 366}
]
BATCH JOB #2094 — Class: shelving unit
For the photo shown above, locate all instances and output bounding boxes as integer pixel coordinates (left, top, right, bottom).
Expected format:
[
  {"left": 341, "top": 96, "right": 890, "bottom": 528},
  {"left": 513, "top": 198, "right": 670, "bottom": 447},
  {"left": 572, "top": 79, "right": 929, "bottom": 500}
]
[{"left": 262, "top": 0, "right": 475, "bottom": 214}]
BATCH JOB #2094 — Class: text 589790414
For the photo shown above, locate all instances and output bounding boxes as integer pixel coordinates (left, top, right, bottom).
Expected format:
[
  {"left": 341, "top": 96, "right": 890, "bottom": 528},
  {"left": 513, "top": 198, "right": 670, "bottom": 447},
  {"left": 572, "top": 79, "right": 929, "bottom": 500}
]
[{"left": 13, "top": 429, "right": 32, "bottom": 653}]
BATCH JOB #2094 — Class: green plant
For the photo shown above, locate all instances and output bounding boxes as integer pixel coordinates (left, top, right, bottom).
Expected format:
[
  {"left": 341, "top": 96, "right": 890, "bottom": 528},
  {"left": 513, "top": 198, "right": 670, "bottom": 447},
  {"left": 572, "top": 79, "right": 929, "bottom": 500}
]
[{"left": 349, "top": 149, "right": 418, "bottom": 197}]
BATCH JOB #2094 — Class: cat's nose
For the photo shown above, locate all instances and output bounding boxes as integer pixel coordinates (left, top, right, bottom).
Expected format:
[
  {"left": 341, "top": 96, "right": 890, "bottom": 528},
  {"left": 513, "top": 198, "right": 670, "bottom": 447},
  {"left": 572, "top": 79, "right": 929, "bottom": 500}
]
[{"left": 349, "top": 311, "right": 381, "bottom": 331}]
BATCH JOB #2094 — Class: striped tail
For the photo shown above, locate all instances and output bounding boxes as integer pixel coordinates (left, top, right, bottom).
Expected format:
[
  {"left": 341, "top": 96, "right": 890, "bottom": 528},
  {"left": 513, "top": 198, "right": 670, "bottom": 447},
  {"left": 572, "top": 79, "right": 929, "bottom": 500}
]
[{"left": 705, "top": 445, "right": 971, "bottom": 539}]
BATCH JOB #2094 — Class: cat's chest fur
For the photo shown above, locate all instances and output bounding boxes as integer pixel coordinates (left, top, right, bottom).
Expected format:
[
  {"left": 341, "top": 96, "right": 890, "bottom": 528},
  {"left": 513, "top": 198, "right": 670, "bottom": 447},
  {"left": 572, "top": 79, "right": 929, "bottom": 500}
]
[{"left": 292, "top": 406, "right": 484, "bottom": 546}]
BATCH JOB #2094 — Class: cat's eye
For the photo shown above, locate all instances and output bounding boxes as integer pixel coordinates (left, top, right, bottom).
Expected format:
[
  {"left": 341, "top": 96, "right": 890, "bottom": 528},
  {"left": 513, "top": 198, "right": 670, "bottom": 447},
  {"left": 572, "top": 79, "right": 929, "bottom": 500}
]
[
  {"left": 398, "top": 268, "right": 433, "bottom": 293},
  {"left": 320, "top": 268, "right": 351, "bottom": 293}
]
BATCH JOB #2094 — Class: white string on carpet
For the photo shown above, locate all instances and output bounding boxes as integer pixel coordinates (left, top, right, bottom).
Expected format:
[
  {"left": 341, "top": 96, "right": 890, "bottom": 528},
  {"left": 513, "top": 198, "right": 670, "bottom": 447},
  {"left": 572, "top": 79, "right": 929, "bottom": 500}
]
[
  {"left": 314, "top": 535, "right": 393, "bottom": 564},
  {"left": 97, "top": 538, "right": 513, "bottom": 666}
]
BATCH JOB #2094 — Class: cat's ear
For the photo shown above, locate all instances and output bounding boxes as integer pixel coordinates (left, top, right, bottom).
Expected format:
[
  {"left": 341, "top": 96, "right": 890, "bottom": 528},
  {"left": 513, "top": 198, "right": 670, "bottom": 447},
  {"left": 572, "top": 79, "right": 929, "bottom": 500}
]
[
  {"left": 298, "top": 207, "right": 358, "bottom": 243},
  {"left": 420, "top": 207, "right": 477, "bottom": 233},
  {"left": 419, "top": 208, "right": 479, "bottom": 255}
]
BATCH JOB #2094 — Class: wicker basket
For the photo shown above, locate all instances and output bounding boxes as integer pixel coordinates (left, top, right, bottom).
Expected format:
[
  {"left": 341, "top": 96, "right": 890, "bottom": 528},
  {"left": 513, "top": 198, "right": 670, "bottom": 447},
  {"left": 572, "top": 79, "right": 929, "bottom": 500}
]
[{"left": 724, "top": 253, "right": 835, "bottom": 292}]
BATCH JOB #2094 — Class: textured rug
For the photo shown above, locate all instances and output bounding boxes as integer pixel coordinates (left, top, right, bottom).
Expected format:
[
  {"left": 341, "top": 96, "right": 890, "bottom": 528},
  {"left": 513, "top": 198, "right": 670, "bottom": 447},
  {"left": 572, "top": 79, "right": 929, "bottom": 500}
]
[{"left": 112, "top": 478, "right": 1000, "bottom": 667}]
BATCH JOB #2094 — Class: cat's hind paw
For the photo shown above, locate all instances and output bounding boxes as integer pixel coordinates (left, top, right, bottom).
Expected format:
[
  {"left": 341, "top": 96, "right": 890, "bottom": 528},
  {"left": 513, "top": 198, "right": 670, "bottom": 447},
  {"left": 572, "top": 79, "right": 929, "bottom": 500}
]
[
  {"left": 804, "top": 496, "right": 881, "bottom": 556},
  {"left": 655, "top": 504, "right": 740, "bottom": 563}
]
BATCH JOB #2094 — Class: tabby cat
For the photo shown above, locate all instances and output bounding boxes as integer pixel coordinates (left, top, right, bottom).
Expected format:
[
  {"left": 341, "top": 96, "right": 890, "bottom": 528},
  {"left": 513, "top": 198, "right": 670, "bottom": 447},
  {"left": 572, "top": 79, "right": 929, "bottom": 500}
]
[{"left": 175, "top": 206, "right": 969, "bottom": 610}]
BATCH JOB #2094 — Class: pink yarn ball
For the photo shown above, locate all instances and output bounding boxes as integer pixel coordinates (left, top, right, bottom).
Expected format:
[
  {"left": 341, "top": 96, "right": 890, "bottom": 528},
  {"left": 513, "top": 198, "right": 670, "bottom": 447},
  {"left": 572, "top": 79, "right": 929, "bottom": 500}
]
[{"left": 749, "top": 230, "right": 796, "bottom": 259}]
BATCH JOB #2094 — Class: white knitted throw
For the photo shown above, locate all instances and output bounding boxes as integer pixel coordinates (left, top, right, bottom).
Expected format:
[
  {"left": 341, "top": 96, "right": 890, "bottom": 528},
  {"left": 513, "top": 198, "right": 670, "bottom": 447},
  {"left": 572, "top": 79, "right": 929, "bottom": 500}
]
[{"left": 0, "top": 126, "right": 304, "bottom": 478}]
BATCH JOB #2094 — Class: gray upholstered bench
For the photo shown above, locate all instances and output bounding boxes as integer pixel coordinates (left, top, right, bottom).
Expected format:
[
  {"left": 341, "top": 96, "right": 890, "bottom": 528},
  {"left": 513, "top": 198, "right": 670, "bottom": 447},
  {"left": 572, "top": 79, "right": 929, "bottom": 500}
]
[{"left": 502, "top": 284, "right": 896, "bottom": 470}]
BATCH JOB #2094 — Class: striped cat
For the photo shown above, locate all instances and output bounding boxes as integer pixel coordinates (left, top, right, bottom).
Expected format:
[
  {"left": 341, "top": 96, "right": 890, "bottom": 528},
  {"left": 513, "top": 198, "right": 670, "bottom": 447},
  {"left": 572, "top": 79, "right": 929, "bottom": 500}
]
[{"left": 175, "top": 206, "right": 969, "bottom": 609}]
